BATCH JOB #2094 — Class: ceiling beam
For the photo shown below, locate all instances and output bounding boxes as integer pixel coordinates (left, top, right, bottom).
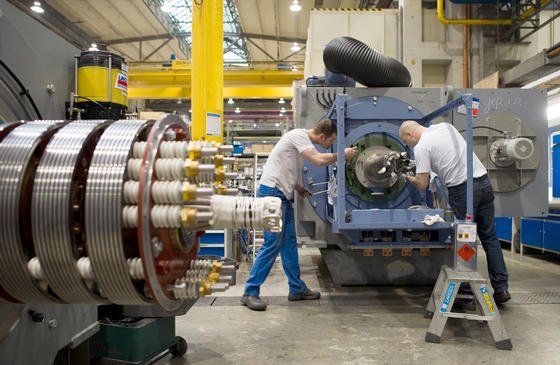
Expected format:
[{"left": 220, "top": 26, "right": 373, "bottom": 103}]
[
  {"left": 143, "top": 38, "right": 173, "bottom": 61},
  {"left": 106, "top": 32, "right": 306, "bottom": 46}
]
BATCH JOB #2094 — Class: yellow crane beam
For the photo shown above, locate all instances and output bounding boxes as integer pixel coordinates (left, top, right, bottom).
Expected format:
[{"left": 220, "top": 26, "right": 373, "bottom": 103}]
[
  {"left": 128, "top": 86, "right": 294, "bottom": 99},
  {"left": 129, "top": 69, "right": 303, "bottom": 88}
]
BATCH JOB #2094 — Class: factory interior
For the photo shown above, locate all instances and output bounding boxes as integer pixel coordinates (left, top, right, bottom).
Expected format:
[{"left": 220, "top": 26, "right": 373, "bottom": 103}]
[{"left": 0, "top": 0, "right": 560, "bottom": 364}]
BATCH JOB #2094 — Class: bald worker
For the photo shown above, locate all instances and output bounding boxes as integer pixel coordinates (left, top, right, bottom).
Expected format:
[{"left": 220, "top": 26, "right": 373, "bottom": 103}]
[{"left": 399, "top": 120, "right": 510, "bottom": 304}]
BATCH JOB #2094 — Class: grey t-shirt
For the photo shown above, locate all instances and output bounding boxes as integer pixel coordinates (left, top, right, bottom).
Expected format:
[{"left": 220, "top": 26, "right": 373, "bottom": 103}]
[{"left": 259, "top": 129, "right": 314, "bottom": 200}]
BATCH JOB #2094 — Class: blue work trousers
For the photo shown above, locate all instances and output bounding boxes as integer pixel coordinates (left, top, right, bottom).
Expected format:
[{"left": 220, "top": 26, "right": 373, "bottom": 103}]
[
  {"left": 447, "top": 176, "right": 509, "bottom": 292},
  {"left": 244, "top": 185, "right": 307, "bottom": 296}
]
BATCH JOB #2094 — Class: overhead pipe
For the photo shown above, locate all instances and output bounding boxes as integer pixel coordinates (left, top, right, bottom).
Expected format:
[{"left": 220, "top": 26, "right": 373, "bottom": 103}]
[
  {"left": 463, "top": 4, "right": 469, "bottom": 88},
  {"left": 438, "top": 0, "right": 553, "bottom": 26},
  {"left": 437, "top": 0, "right": 511, "bottom": 25}
]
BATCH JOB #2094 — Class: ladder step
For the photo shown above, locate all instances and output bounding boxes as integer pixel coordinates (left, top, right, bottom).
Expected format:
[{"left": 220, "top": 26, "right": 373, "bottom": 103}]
[{"left": 442, "top": 312, "right": 494, "bottom": 321}]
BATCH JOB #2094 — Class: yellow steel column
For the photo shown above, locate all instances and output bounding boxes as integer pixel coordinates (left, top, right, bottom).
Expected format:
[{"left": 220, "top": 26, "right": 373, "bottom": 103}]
[{"left": 191, "top": 0, "right": 223, "bottom": 143}]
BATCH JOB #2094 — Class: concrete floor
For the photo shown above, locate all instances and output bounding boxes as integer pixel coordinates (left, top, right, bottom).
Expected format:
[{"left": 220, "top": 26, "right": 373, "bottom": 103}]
[{"left": 170, "top": 247, "right": 560, "bottom": 365}]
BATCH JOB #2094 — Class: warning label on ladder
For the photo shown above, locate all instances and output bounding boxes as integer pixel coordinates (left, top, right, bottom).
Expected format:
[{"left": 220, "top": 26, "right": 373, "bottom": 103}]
[{"left": 457, "top": 243, "right": 476, "bottom": 262}]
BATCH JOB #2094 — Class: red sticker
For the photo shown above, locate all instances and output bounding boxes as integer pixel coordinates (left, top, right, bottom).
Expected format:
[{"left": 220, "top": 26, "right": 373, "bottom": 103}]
[{"left": 457, "top": 243, "right": 476, "bottom": 262}]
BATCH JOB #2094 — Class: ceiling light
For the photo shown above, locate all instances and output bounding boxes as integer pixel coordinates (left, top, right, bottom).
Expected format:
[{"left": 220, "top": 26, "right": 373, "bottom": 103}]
[
  {"left": 548, "top": 102, "right": 560, "bottom": 120},
  {"left": 278, "top": 98, "right": 285, "bottom": 104},
  {"left": 281, "top": 107, "right": 286, "bottom": 112},
  {"left": 253, "top": 123, "right": 257, "bottom": 128},
  {"left": 275, "top": 123, "right": 280, "bottom": 127},
  {"left": 161, "top": 1, "right": 172, "bottom": 13},
  {"left": 30, "top": 1, "right": 44, "bottom": 13},
  {"left": 291, "top": 42, "right": 301, "bottom": 52},
  {"left": 235, "top": 107, "right": 241, "bottom": 114},
  {"left": 522, "top": 69, "right": 560, "bottom": 89},
  {"left": 88, "top": 43, "right": 99, "bottom": 51},
  {"left": 228, "top": 119, "right": 233, "bottom": 123},
  {"left": 289, "top": 0, "right": 302, "bottom": 12},
  {"left": 292, "top": 66, "right": 298, "bottom": 71},
  {"left": 227, "top": 98, "right": 234, "bottom": 105},
  {"left": 177, "top": 99, "right": 182, "bottom": 104},
  {"left": 189, "top": 109, "right": 192, "bottom": 113}
]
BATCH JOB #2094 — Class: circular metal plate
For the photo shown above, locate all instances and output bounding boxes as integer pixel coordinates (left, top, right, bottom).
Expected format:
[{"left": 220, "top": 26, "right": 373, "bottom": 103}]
[{"left": 138, "top": 114, "right": 193, "bottom": 312}]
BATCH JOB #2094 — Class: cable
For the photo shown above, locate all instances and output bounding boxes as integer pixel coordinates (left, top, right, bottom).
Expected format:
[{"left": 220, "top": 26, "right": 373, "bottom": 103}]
[
  {"left": 75, "top": 95, "right": 121, "bottom": 120},
  {"left": 0, "top": 60, "right": 43, "bottom": 119},
  {"left": 458, "top": 126, "right": 507, "bottom": 134}
]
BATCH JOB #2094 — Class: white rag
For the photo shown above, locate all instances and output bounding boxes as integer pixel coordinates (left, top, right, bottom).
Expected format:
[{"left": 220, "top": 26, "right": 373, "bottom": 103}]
[{"left": 423, "top": 214, "right": 445, "bottom": 226}]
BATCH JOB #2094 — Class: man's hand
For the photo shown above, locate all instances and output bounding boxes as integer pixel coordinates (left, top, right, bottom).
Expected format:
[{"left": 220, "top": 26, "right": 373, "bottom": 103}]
[
  {"left": 344, "top": 146, "right": 357, "bottom": 160},
  {"left": 405, "top": 172, "right": 429, "bottom": 190},
  {"left": 295, "top": 184, "right": 312, "bottom": 198}
]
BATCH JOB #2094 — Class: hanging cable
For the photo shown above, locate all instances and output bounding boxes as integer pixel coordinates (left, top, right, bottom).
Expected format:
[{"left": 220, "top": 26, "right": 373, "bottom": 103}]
[{"left": 0, "top": 59, "right": 43, "bottom": 119}]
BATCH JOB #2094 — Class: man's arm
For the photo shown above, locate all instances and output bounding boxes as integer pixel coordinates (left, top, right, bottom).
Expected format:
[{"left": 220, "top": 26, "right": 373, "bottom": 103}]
[
  {"left": 301, "top": 147, "right": 357, "bottom": 166},
  {"left": 406, "top": 173, "right": 429, "bottom": 190}
]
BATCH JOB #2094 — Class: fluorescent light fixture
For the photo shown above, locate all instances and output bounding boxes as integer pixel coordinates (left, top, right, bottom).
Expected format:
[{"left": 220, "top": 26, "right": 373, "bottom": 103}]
[
  {"left": 548, "top": 101, "right": 560, "bottom": 120},
  {"left": 291, "top": 42, "right": 301, "bottom": 52},
  {"left": 290, "top": 0, "right": 302, "bottom": 12},
  {"left": 30, "top": 1, "right": 44, "bottom": 13},
  {"left": 227, "top": 98, "right": 234, "bottom": 105},
  {"left": 522, "top": 69, "right": 560, "bottom": 89},
  {"left": 235, "top": 107, "right": 241, "bottom": 114},
  {"left": 278, "top": 98, "right": 285, "bottom": 104}
]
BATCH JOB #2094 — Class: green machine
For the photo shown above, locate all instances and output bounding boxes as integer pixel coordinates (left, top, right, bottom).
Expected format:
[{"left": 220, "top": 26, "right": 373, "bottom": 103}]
[{"left": 90, "top": 314, "right": 187, "bottom": 364}]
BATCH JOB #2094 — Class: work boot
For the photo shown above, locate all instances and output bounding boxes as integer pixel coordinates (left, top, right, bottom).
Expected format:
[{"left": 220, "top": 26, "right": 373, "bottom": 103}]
[
  {"left": 288, "top": 288, "right": 321, "bottom": 301},
  {"left": 493, "top": 290, "right": 511, "bottom": 304},
  {"left": 240, "top": 295, "right": 267, "bottom": 311}
]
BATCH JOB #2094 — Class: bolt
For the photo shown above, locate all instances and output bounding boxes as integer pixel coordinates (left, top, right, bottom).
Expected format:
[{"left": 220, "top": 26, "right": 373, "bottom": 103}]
[
  {"left": 48, "top": 319, "right": 58, "bottom": 329},
  {"left": 308, "top": 177, "right": 314, "bottom": 184},
  {"left": 157, "top": 261, "right": 170, "bottom": 275},
  {"left": 302, "top": 167, "right": 308, "bottom": 173},
  {"left": 312, "top": 201, "right": 317, "bottom": 207},
  {"left": 165, "top": 129, "right": 176, "bottom": 141},
  {"left": 46, "top": 84, "right": 56, "bottom": 94},
  {"left": 372, "top": 96, "right": 378, "bottom": 102},
  {"left": 152, "top": 238, "right": 163, "bottom": 257},
  {"left": 373, "top": 102, "right": 377, "bottom": 106},
  {"left": 28, "top": 310, "right": 44, "bottom": 323},
  {"left": 407, "top": 106, "right": 413, "bottom": 111}
]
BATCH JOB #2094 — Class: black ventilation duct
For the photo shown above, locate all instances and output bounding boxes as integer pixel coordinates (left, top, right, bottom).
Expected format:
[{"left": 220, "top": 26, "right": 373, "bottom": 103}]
[{"left": 323, "top": 36, "right": 411, "bottom": 87}]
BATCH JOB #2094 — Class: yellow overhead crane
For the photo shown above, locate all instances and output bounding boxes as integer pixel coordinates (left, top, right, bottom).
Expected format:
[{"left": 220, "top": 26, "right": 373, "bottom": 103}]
[{"left": 128, "top": 62, "right": 303, "bottom": 100}]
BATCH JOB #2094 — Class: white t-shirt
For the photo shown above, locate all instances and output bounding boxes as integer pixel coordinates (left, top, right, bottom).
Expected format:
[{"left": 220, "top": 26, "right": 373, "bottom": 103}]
[
  {"left": 259, "top": 128, "right": 315, "bottom": 200},
  {"left": 414, "top": 123, "right": 487, "bottom": 187}
]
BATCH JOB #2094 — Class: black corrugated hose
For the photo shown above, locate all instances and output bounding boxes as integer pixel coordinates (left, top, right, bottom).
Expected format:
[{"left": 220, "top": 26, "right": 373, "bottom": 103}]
[{"left": 323, "top": 36, "right": 411, "bottom": 87}]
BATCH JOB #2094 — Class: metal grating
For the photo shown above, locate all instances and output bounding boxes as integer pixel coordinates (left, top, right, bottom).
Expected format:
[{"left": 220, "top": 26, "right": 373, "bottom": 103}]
[{"left": 509, "top": 291, "right": 560, "bottom": 305}]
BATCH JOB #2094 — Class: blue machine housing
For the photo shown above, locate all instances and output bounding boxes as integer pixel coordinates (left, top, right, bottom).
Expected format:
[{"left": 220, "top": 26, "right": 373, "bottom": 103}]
[{"left": 302, "top": 94, "right": 459, "bottom": 250}]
